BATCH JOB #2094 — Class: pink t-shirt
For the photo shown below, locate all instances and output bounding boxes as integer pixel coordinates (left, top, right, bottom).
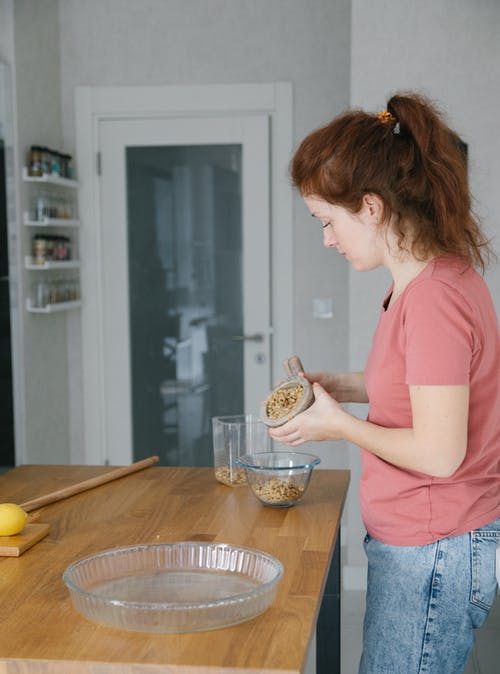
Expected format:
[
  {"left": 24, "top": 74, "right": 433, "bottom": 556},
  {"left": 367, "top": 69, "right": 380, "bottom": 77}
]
[{"left": 362, "top": 256, "right": 500, "bottom": 546}]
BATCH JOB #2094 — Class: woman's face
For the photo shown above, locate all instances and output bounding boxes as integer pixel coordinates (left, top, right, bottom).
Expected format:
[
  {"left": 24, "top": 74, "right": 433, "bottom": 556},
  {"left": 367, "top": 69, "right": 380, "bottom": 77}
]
[{"left": 303, "top": 194, "right": 386, "bottom": 272}]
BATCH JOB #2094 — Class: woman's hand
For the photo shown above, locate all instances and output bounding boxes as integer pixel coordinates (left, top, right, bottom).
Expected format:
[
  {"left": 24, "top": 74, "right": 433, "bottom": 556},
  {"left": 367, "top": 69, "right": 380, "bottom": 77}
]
[
  {"left": 269, "top": 382, "right": 351, "bottom": 445},
  {"left": 301, "top": 371, "right": 368, "bottom": 404}
]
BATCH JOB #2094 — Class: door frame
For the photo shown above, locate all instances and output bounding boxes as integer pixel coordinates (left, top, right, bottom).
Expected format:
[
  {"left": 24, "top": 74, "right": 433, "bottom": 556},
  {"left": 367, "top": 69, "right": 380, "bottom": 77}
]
[
  {"left": 99, "top": 114, "right": 271, "bottom": 465},
  {"left": 75, "top": 82, "right": 293, "bottom": 465}
]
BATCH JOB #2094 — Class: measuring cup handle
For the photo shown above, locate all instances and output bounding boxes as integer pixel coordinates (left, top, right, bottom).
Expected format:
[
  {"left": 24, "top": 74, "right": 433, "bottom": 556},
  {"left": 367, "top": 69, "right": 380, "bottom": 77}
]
[{"left": 283, "top": 355, "right": 305, "bottom": 377}]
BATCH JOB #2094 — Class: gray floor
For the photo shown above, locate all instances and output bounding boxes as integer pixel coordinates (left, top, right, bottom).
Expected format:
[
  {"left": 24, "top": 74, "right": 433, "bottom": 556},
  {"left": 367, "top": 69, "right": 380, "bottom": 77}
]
[{"left": 341, "top": 590, "right": 500, "bottom": 674}]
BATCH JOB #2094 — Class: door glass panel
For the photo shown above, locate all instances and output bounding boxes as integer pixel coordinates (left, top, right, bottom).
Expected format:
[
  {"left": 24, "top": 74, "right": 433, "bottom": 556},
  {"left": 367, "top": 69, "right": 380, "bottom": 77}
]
[{"left": 126, "top": 145, "right": 243, "bottom": 466}]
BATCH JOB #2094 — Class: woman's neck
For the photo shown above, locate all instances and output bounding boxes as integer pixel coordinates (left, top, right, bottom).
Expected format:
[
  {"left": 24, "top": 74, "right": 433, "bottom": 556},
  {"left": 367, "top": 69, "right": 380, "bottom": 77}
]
[
  {"left": 385, "top": 255, "right": 434, "bottom": 309},
  {"left": 379, "top": 222, "right": 435, "bottom": 309}
]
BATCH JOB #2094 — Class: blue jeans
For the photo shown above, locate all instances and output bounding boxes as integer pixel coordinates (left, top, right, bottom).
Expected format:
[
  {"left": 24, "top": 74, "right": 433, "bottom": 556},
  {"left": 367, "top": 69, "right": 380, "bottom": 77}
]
[{"left": 359, "top": 518, "right": 500, "bottom": 673}]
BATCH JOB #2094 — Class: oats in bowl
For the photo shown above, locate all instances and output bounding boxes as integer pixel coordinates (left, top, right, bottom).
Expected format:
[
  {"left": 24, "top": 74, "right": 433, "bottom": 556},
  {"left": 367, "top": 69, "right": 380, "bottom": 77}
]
[{"left": 237, "top": 451, "right": 321, "bottom": 507}]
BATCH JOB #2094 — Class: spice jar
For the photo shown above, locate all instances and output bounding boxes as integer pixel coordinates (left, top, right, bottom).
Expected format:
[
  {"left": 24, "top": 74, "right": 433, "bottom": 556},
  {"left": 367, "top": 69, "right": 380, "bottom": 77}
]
[
  {"left": 32, "top": 280, "right": 49, "bottom": 308},
  {"left": 54, "top": 236, "right": 71, "bottom": 261},
  {"left": 66, "top": 155, "right": 74, "bottom": 179},
  {"left": 28, "top": 146, "right": 42, "bottom": 177},
  {"left": 50, "top": 150, "right": 61, "bottom": 177},
  {"left": 40, "top": 147, "right": 51, "bottom": 175},
  {"left": 32, "top": 236, "right": 47, "bottom": 264}
]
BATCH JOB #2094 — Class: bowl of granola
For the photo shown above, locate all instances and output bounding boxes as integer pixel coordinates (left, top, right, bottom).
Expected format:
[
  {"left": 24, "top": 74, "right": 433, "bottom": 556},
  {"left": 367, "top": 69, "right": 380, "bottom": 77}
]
[{"left": 237, "top": 451, "right": 321, "bottom": 507}]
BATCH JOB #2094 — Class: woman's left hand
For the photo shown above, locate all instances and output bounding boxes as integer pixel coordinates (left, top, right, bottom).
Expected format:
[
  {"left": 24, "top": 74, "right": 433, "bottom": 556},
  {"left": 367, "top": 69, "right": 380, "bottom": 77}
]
[{"left": 268, "top": 382, "right": 349, "bottom": 445}]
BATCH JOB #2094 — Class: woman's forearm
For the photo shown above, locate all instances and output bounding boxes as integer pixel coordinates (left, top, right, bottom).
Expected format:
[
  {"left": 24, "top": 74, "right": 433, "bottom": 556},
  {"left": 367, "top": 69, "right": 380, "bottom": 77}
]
[
  {"left": 334, "top": 372, "right": 368, "bottom": 403},
  {"left": 305, "top": 371, "right": 368, "bottom": 403},
  {"left": 341, "top": 415, "right": 431, "bottom": 474},
  {"left": 339, "top": 384, "right": 468, "bottom": 478}
]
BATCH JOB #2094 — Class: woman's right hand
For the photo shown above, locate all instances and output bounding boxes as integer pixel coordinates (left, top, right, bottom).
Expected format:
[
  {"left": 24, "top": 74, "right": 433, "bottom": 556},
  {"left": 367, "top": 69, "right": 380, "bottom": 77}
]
[
  {"left": 269, "top": 381, "right": 350, "bottom": 444},
  {"left": 301, "top": 371, "right": 368, "bottom": 404}
]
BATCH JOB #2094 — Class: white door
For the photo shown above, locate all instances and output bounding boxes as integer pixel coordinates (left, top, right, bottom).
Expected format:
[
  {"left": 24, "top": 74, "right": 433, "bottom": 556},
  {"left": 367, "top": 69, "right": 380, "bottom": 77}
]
[{"left": 98, "top": 115, "right": 271, "bottom": 466}]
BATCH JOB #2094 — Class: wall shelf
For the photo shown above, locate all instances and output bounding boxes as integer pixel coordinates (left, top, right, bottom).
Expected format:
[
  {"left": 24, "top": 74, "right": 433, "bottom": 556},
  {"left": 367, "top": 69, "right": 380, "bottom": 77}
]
[
  {"left": 23, "top": 153, "right": 81, "bottom": 315},
  {"left": 23, "top": 212, "right": 80, "bottom": 228},
  {"left": 26, "top": 299, "right": 82, "bottom": 314},
  {"left": 24, "top": 256, "right": 80, "bottom": 271},
  {"left": 22, "top": 167, "right": 78, "bottom": 189}
]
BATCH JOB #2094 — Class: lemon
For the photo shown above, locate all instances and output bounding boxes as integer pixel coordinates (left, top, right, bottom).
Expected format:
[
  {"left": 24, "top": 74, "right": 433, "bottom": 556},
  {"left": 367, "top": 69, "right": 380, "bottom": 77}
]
[{"left": 0, "top": 503, "right": 28, "bottom": 536}]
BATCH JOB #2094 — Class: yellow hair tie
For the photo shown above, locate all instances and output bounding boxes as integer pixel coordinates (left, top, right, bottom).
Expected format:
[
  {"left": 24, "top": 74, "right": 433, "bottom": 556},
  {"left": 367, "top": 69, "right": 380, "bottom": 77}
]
[{"left": 377, "top": 110, "right": 397, "bottom": 125}]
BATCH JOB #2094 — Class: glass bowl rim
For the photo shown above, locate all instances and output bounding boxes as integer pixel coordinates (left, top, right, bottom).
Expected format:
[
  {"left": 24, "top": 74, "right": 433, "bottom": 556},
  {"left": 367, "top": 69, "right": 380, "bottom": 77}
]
[
  {"left": 63, "top": 542, "right": 284, "bottom": 611},
  {"left": 212, "top": 414, "right": 264, "bottom": 425},
  {"left": 237, "top": 451, "right": 321, "bottom": 471}
]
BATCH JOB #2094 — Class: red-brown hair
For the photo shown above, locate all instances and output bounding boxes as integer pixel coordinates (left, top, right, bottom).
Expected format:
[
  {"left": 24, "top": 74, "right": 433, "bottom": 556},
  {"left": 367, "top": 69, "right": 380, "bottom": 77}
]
[{"left": 291, "top": 92, "right": 491, "bottom": 271}]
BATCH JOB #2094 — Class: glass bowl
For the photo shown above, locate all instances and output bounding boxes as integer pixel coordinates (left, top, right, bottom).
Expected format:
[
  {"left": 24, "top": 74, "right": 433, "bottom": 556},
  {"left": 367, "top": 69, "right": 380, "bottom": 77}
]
[
  {"left": 63, "top": 542, "right": 283, "bottom": 633},
  {"left": 237, "top": 451, "right": 321, "bottom": 507}
]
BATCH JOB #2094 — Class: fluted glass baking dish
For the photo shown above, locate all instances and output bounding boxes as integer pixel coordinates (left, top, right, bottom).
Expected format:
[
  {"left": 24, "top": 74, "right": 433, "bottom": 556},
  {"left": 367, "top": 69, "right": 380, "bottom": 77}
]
[{"left": 63, "top": 541, "right": 283, "bottom": 633}]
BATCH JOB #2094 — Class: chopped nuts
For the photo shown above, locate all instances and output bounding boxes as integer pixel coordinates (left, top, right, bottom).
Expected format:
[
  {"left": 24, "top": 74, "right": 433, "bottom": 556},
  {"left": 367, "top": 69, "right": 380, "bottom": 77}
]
[
  {"left": 253, "top": 477, "right": 305, "bottom": 504},
  {"left": 266, "top": 384, "right": 304, "bottom": 420},
  {"left": 214, "top": 465, "right": 247, "bottom": 486}
]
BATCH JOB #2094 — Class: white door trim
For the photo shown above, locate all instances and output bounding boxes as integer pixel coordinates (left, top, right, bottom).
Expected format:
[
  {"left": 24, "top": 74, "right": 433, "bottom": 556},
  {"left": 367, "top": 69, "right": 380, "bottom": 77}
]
[{"left": 75, "top": 82, "right": 293, "bottom": 465}]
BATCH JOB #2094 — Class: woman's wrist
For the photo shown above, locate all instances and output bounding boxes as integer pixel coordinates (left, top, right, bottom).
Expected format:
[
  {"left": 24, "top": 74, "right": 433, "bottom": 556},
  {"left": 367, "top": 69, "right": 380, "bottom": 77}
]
[
  {"left": 333, "top": 372, "right": 368, "bottom": 403},
  {"left": 337, "top": 405, "right": 359, "bottom": 440}
]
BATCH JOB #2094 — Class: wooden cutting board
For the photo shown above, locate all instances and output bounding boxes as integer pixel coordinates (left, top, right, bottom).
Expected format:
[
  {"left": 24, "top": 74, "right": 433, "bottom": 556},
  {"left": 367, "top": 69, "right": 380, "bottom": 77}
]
[{"left": 0, "top": 522, "right": 50, "bottom": 557}]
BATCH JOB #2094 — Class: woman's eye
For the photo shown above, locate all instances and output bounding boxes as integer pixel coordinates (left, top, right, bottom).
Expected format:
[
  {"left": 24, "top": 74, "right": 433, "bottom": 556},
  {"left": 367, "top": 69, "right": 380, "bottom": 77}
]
[{"left": 322, "top": 222, "right": 332, "bottom": 229}]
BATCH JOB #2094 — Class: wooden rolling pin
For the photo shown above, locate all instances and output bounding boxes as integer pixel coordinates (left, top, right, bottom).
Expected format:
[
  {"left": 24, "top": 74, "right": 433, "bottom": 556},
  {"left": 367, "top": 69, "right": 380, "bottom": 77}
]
[{"left": 19, "top": 456, "right": 160, "bottom": 513}]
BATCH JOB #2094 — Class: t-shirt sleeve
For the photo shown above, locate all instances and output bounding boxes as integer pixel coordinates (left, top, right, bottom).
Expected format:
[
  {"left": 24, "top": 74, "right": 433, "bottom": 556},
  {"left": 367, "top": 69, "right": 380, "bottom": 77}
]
[{"left": 403, "top": 280, "right": 475, "bottom": 385}]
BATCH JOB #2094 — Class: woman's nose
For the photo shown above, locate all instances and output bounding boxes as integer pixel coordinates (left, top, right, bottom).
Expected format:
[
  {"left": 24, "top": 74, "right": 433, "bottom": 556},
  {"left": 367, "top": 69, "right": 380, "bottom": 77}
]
[{"left": 323, "top": 229, "right": 337, "bottom": 248}]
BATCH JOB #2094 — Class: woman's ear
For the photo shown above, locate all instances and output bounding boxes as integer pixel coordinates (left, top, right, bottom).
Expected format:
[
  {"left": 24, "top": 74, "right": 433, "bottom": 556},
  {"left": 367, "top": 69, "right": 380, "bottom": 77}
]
[{"left": 361, "top": 193, "right": 384, "bottom": 225}]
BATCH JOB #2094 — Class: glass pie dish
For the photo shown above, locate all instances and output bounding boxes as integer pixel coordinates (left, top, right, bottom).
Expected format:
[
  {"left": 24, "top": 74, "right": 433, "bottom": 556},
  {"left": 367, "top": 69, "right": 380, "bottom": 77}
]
[{"left": 63, "top": 541, "right": 283, "bottom": 633}]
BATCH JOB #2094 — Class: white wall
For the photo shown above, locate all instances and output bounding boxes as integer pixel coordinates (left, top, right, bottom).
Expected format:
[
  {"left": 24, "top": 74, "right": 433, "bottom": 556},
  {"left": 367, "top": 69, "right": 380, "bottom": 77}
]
[
  {"left": 344, "top": 0, "right": 500, "bottom": 587},
  {"left": 16, "top": 0, "right": 72, "bottom": 464},
  {"left": 0, "top": 0, "right": 71, "bottom": 464},
  {"left": 0, "top": 1, "right": 14, "bottom": 64}
]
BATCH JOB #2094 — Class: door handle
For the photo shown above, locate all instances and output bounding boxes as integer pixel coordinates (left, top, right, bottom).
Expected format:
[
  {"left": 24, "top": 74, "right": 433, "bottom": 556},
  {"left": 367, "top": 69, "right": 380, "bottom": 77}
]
[{"left": 230, "top": 333, "right": 264, "bottom": 343}]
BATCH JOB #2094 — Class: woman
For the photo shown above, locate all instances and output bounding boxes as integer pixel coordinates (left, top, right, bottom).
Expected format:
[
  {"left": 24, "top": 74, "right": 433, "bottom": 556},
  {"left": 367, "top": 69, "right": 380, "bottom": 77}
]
[{"left": 270, "top": 93, "right": 500, "bottom": 673}]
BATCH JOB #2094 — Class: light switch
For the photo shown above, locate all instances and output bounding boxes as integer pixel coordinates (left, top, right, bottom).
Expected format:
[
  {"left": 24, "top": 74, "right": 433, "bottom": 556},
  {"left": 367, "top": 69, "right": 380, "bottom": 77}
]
[{"left": 313, "top": 297, "right": 333, "bottom": 319}]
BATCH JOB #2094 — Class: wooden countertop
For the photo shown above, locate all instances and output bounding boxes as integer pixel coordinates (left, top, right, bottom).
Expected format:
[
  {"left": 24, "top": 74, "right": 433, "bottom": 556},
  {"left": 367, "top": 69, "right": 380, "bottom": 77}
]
[{"left": 0, "top": 464, "right": 349, "bottom": 674}]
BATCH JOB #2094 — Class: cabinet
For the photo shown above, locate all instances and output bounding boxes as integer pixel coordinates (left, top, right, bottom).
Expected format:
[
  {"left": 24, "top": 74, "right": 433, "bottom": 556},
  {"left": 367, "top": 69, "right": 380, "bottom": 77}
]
[{"left": 22, "top": 167, "right": 82, "bottom": 313}]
